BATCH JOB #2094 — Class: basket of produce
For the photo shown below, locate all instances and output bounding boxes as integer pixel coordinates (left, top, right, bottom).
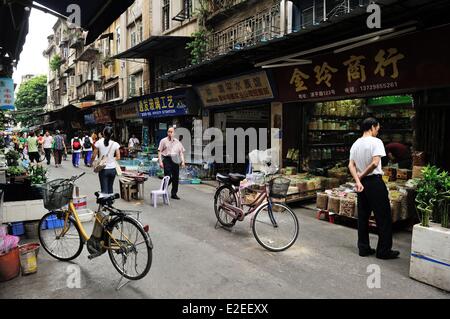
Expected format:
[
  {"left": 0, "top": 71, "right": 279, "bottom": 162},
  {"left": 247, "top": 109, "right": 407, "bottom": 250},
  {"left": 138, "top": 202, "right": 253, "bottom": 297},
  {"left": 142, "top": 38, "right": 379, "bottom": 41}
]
[{"left": 339, "top": 197, "right": 356, "bottom": 217}]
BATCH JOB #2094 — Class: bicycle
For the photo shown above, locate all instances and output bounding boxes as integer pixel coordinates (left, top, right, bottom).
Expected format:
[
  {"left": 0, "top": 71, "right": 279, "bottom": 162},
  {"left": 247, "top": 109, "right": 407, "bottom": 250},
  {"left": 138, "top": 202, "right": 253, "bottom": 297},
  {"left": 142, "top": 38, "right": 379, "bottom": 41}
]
[
  {"left": 37, "top": 173, "right": 153, "bottom": 284},
  {"left": 213, "top": 172, "right": 299, "bottom": 252}
]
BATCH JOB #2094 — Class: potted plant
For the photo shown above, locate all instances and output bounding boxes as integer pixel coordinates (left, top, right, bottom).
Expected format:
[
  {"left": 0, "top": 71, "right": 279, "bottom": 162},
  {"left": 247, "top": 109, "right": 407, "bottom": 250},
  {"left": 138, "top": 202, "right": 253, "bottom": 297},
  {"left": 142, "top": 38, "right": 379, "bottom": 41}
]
[
  {"left": 410, "top": 165, "right": 450, "bottom": 292},
  {"left": 5, "top": 150, "right": 20, "bottom": 167}
]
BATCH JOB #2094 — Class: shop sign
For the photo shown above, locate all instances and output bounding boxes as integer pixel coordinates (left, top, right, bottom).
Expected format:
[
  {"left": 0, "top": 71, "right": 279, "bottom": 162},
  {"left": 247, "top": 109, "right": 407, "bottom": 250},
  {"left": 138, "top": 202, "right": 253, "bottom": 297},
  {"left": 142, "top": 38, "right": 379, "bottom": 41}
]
[
  {"left": 94, "top": 107, "right": 112, "bottom": 123},
  {"left": 138, "top": 89, "right": 189, "bottom": 118},
  {"left": 196, "top": 71, "right": 274, "bottom": 107},
  {"left": 116, "top": 103, "right": 138, "bottom": 120},
  {"left": 0, "top": 77, "right": 14, "bottom": 110},
  {"left": 275, "top": 25, "right": 450, "bottom": 102}
]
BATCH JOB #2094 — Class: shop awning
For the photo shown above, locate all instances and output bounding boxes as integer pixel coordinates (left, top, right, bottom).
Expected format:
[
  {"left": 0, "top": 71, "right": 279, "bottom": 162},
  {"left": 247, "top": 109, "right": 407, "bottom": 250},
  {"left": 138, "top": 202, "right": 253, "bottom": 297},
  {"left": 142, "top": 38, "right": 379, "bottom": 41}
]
[
  {"left": 0, "top": 1, "right": 31, "bottom": 61},
  {"left": 32, "top": 0, "right": 135, "bottom": 45},
  {"left": 113, "top": 36, "right": 191, "bottom": 59}
]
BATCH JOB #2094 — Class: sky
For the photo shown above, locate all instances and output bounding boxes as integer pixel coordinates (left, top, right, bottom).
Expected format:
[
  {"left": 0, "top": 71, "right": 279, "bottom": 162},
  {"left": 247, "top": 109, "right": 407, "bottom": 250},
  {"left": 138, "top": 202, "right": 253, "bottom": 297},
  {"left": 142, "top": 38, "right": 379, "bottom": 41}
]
[{"left": 12, "top": 8, "right": 57, "bottom": 88}]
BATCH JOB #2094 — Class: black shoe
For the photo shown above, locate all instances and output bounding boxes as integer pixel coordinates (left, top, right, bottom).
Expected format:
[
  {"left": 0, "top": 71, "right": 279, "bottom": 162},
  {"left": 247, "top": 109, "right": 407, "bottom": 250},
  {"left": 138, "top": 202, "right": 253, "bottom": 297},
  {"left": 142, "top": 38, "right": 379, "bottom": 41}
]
[
  {"left": 376, "top": 250, "right": 400, "bottom": 260},
  {"left": 359, "top": 248, "right": 376, "bottom": 257},
  {"left": 171, "top": 195, "right": 180, "bottom": 200}
]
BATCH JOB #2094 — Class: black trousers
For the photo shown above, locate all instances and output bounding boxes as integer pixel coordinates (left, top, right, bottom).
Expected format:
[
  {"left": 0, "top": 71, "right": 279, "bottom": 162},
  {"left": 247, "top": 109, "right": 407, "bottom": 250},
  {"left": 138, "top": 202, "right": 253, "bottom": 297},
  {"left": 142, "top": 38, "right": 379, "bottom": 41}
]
[
  {"left": 163, "top": 156, "right": 180, "bottom": 196},
  {"left": 44, "top": 148, "right": 52, "bottom": 164},
  {"left": 357, "top": 175, "right": 393, "bottom": 255}
]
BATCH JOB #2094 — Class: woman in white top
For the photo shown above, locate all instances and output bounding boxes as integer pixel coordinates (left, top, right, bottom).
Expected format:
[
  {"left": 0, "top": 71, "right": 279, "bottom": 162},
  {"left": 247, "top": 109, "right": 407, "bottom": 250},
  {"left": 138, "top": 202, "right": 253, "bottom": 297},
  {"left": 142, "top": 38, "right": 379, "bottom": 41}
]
[{"left": 90, "top": 127, "right": 121, "bottom": 195}]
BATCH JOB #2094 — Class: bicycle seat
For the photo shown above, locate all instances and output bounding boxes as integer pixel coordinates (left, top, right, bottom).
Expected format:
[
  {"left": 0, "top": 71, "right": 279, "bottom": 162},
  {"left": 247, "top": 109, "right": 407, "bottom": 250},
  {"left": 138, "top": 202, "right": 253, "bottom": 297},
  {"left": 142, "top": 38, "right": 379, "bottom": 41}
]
[
  {"left": 95, "top": 192, "right": 120, "bottom": 206},
  {"left": 216, "top": 173, "right": 231, "bottom": 184},
  {"left": 229, "top": 173, "right": 246, "bottom": 186}
]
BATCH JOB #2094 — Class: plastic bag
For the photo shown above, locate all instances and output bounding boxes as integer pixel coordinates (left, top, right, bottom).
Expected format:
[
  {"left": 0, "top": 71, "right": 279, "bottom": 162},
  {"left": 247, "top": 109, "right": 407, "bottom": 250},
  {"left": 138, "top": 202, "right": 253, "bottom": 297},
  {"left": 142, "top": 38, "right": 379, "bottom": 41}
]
[{"left": 0, "top": 235, "right": 19, "bottom": 255}]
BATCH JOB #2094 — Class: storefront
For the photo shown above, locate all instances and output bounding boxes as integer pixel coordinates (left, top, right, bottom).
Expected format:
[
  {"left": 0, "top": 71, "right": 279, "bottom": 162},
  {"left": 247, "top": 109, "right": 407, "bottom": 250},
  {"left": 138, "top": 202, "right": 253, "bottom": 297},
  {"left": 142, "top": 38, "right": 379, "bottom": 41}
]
[
  {"left": 195, "top": 71, "right": 276, "bottom": 174},
  {"left": 114, "top": 102, "right": 142, "bottom": 146},
  {"left": 137, "top": 87, "right": 200, "bottom": 155},
  {"left": 269, "top": 24, "right": 450, "bottom": 212}
]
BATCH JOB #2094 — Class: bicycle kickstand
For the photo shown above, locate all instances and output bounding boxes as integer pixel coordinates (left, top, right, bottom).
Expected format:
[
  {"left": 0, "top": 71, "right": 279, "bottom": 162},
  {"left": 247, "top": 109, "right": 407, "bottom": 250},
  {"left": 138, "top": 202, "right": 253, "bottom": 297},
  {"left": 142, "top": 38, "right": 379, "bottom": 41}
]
[{"left": 115, "top": 263, "right": 131, "bottom": 291}]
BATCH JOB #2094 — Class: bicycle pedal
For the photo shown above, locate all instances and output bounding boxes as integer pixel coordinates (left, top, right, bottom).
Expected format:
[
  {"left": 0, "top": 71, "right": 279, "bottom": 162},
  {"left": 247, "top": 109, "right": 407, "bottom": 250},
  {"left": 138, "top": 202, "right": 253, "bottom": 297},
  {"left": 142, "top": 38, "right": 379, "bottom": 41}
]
[{"left": 87, "top": 252, "right": 103, "bottom": 260}]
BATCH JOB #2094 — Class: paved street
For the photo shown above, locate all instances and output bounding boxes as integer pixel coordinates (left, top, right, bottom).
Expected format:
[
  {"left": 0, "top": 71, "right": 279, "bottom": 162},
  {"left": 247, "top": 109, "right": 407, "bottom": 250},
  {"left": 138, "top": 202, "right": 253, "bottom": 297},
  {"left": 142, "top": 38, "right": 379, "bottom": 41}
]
[{"left": 1, "top": 158, "right": 449, "bottom": 299}]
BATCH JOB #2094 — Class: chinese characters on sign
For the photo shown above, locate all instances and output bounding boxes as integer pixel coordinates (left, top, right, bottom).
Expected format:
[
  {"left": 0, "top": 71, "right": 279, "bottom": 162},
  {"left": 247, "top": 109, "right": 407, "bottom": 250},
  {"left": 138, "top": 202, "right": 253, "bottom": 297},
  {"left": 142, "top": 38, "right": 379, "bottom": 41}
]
[
  {"left": 0, "top": 77, "right": 15, "bottom": 111},
  {"left": 285, "top": 48, "right": 405, "bottom": 100},
  {"left": 197, "top": 71, "right": 274, "bottom": 107},
  {"left": 138, "top": 90, "right": 188, "bottom": 118}
]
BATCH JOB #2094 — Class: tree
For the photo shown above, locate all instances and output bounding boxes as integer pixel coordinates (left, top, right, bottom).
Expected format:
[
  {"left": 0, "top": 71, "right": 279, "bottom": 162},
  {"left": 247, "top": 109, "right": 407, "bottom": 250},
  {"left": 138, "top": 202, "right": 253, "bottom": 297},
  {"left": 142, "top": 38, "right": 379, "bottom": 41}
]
[{"left": 13, "top": 75, "right": 48, "bottom": 127}]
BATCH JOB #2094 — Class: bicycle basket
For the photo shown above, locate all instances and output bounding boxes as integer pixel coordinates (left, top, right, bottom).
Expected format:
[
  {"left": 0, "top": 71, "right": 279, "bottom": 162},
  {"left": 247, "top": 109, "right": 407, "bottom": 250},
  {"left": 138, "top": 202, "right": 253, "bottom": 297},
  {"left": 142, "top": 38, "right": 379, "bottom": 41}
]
[
  {"left": 269, "top": 177, "right": 291, "bottom": 199},
  {"left": 41, "top": 179, "right": 74, "bottom": 210}
]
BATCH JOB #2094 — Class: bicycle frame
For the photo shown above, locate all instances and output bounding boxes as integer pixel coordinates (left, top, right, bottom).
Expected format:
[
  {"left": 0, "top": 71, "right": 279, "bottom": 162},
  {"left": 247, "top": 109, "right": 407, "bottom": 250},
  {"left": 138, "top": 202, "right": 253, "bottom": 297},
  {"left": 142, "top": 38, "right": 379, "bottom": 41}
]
[
  {"left": 58, "top": 201, "right": 139, "bottom": 252},
  {"left": 219, "top": 183, "right": 274, "bottom": 223}
]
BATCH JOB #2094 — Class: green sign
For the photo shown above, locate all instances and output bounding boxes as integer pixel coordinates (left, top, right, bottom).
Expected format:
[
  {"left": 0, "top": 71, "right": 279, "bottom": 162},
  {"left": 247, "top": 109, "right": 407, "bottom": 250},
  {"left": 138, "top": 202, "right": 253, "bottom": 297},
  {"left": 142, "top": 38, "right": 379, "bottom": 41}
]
[{"left": 367, "top": 95, "right": 413, "bottom": 106}]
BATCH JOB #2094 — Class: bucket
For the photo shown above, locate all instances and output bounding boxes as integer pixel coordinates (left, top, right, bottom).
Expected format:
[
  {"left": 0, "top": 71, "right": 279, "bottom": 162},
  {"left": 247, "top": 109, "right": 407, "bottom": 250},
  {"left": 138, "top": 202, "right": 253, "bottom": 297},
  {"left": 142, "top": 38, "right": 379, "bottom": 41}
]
[
  {"left": 18, "top": 243, "right": 40, "bottom": 275},
  {"left": 0, "top": 247, "right": 20, "bottom": 282}
]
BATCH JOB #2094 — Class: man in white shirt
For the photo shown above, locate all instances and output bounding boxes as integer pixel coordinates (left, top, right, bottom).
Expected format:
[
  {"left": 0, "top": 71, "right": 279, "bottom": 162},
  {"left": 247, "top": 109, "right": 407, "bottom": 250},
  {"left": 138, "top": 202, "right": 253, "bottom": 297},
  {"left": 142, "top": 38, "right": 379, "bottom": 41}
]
[
  {"left": 43, "top": 131, "right": 53, "bottom": 165},
  {"left": 348, "top": 117, "right": 399, "bottom": 260},
  {"left": 158, "top": 127, "right": 186, "bottom": 200}
]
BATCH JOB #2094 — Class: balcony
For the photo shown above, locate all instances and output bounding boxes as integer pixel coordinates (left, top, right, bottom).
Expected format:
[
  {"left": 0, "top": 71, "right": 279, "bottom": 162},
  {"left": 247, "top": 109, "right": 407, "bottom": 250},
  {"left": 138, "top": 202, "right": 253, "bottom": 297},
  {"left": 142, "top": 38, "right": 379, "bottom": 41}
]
[
  {"left": 205, "top": 2, "right": 281, "bottom": 59},
  {"left": 206, "top": 0, "right": 250, "bottom": 25},
  {"left": 77, "top": 44, "right": 99, "bottom": 62},
  {"left": 300, "top": 0, "right": 371, "bottom": 28},
  {"left": 77, "top": 80, "right": 102, "bottom": 101}
]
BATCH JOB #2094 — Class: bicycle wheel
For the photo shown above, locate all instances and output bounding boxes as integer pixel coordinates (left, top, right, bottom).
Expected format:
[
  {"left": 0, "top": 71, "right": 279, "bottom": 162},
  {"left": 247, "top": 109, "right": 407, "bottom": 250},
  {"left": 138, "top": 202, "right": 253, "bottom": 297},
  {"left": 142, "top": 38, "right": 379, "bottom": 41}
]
[
  {"left": 107, "top": 216, "right": 152, "bottom": 280},
  {"left": 214, "top": 185, "right": 238, "bottom": 227},
  {"left": 38, "top": 212, "right": 84, "bottom": 261},
  {"left": 252, "top": 202, "right": 299, "bottom": 252}
]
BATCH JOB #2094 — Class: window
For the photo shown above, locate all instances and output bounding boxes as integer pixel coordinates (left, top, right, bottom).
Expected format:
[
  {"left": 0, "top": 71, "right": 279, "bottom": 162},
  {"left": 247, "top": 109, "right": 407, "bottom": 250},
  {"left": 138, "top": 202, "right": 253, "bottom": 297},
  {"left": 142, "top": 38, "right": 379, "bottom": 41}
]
[
  {"left": 116, "top": 27, "right": 121, "bottom": 53},
  {"left": 130, "top": 20, "right": 142, "bottom": 47},
  {"left": 129, "top": 75, "right": 136, "bottom": 96},
  {"left": 163, "top": 0, "right": 170, "bottom": 31},
  {"left": 129, "top": 72, "right": 143, "bottom": 97},
  {"left": 183, "top": 0, "right": 192, "bottom": 19},
  {"left": 103, "top": 38, "right": 111, "bottom": 57},
  {"left": 106, "top": 84, "right": 120, "bottom": 101}
]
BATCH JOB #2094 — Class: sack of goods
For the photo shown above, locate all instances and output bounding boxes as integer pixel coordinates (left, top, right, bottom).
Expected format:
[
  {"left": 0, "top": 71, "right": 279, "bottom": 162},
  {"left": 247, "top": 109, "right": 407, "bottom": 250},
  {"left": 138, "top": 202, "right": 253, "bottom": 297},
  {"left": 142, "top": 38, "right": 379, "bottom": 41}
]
[
  {"left": 339, "top": 196, "right": 356, "bottom": 217},
  {"left": 327, "top": 196, "right": 341, "bottom": 214},
  {"left": 316, "top": 192, "right": 328, "bottom": 210}
]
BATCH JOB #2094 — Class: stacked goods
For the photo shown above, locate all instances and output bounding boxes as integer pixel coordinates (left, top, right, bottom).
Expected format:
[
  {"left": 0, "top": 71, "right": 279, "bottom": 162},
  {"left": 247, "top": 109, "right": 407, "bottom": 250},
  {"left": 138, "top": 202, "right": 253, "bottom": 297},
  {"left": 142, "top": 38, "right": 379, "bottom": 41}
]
[
  {"left": 389, "top": 190, "right": 406, "bottom": 222},
  {"left": 383, "top": 167, "right": 397, "bottom": 181},
  {"left": 328, "top": 166, "right": 349, "bottom": 184},
  {"left": 397, "top": 169, "right": 412, "bottom": 180},
  {"left": 316, "top": 192, "right": 328, "bottom": 210},
  {"left": 412, "top": 151, "right": 426, "bottom": 166},
  {"left": 412, "top": 166, "right": 424, "bottom": 179}
]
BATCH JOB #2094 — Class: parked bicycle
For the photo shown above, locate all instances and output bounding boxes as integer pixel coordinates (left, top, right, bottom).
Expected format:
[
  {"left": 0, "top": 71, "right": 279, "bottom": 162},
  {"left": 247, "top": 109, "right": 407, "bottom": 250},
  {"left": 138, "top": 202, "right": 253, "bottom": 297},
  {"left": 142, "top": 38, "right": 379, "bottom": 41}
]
[
  {"left": 214, "top": 172, "right": 299, "bottom": 252},
  {"left": 37, "top": 173, "right": 153, "bottom": 281}
]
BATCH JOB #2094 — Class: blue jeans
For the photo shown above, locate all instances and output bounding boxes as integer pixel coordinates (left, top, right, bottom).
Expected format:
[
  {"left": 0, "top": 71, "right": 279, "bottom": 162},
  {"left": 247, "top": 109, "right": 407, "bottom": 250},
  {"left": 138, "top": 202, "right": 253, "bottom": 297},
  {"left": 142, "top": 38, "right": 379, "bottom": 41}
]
[
  {"left": 84, "top": 151, "right": 92, "bottom": 166},
  {"left": 99, "top": 169, "right": 117, "bottom": 194},
  {"left": 72, "top": 152, "right": 81, "bottom": 167}
]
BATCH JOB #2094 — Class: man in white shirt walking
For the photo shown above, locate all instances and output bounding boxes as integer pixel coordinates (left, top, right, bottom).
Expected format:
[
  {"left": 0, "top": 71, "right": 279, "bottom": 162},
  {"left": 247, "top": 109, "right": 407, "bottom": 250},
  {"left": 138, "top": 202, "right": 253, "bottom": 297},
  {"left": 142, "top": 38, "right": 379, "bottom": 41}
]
[
  {"left": 348, "top": 117, "right": 399, "bottom": 260},
  {"left": 43, "top": 131, "right": 53, "bottom": 165}
]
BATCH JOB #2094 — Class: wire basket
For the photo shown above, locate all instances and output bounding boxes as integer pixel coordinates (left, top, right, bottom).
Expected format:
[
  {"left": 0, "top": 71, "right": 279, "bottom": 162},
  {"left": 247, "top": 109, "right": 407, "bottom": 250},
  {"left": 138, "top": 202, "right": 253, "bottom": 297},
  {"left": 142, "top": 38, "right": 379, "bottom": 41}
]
[
  {"left": 41, "top": 179, "right": 74, "bottom": 211},
  {"left": 269, "top": 177, "right": 291, "bottom": 199}
]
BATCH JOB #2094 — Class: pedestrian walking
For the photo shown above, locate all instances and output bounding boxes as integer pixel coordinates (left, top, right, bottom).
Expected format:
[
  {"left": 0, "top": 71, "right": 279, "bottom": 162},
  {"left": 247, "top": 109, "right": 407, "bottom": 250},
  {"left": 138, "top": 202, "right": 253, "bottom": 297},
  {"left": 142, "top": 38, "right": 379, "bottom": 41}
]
[
  {"left": 43, "top": 131, "right": 53, "bottom": 165},
  {"left": 90, "top": 127, "right": 121, "bottom": 196},
  {"left": 348, "top": 117, "right": 400, "bottom": 260},
  {"left": 53, "top": 130, "right": 66, "bottom": 167},
  {"left": 71, "top": 133, "right": 83, "bottom": 168},
  {"left": 26, "top": 132, "right": 39, "bottom": 164},
  {"left": 82, "top": 133, "right": 94, "bottom": 167},
  {"left": 61, "top": 130, "right": 68, "bottom": 160},
  {"left": 158, "top": 127, "right": 186, "bottom": 200}
]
